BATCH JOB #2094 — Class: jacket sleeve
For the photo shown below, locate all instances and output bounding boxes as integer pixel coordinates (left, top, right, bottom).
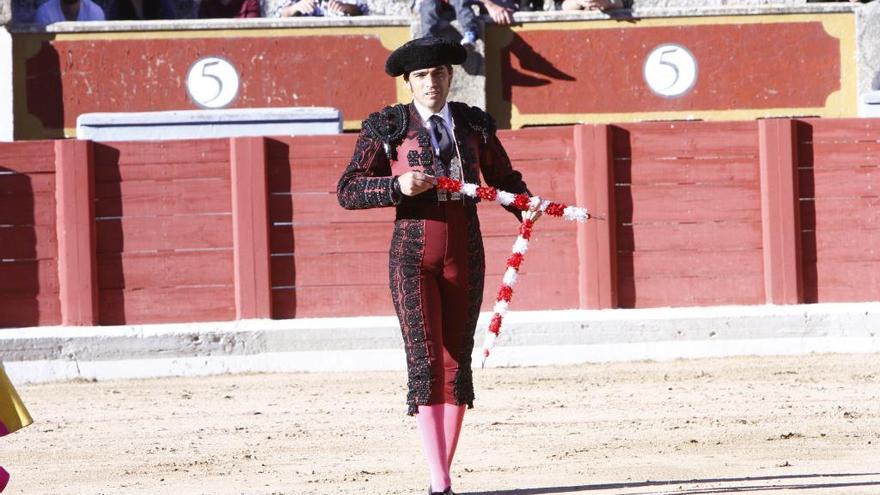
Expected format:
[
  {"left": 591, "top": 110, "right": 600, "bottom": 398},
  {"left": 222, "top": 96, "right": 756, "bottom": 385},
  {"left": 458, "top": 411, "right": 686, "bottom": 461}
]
[
  {"left": 480, "top": 131, "right": 531, "bottom": 220},
  {"left": 337, "top": 129, "right": 400, "bottom": 210}
]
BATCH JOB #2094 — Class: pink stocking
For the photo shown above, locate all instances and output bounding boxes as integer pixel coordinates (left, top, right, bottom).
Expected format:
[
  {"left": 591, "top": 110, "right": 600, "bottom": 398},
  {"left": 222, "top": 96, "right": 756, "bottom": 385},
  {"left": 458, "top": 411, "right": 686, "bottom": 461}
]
[
  {"left": 0, "top": 466, "right": 9, "bottom": 492},
  {"left": 416, "top": 404, "right": 451, "bottom": 492},
  {"left": 443, "top": 404, "right": 466, "bottom": 470}
]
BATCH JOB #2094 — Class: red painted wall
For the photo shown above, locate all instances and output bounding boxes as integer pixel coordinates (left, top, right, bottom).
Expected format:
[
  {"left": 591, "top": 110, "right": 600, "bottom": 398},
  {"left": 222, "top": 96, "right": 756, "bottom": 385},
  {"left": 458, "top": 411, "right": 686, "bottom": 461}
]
[
  {"left": 13, "top": 12, "right": 857, "bottom": 140},
  {"left": 14, "top": 31, "right": 400, "bottom": 138},
  {"left": 485, "top": 14, "right": 855, "bottom": 129},
  {"left": 1, "top": 119, "right": 878, "bottom": 328},
  {"left": 497, "top": 23, "right": 840, "bottom": 115}
]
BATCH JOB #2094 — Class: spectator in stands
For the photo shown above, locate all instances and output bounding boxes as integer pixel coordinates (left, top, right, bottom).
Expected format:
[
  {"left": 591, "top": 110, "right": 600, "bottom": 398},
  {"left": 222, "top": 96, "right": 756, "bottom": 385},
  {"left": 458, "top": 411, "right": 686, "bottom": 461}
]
[
  {"left": 34, "top": 0, "right": 105, "bottom": 24},
  {"left": 270, "top": 0, "right": 367, "bottom": 16},
  {"left": 199, "top": 0, "right": 261, "bottom": 17},
  {"left": 561, "top": 0, "right": 630, "bottom": 11},
  {"left": 517, "top": 0, "right": 542, "bottom": 11},
  {"left": 107, "top": 0, "right": 175, "bottom": 19},
  {"left": 420, "top": 0, "right": 517, "bottom": 49}
]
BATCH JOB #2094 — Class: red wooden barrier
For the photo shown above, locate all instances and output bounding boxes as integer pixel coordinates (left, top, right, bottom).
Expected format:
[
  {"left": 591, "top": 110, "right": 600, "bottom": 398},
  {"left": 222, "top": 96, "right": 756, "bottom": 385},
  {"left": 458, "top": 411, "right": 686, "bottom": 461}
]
[
  {"left": 265, "top": 134, "right": 394, "bottom": 319},
  {"left": 612, "top": 121, "right": 765, "bottom": 308},
  {"left": 798, "top": 119, "right": 880, "bottom": 303},
  {"left": 93, "top": 139, "right": 235, "bottom": 325},
  {"left": 1, "top": 119, "right": 879, "bottom": 329},
  {"left": 0, "top": 141, "right": 61, "bottom": 327},
  {"left": 483, "top": 127, "right": 580, "bottom": 311}
]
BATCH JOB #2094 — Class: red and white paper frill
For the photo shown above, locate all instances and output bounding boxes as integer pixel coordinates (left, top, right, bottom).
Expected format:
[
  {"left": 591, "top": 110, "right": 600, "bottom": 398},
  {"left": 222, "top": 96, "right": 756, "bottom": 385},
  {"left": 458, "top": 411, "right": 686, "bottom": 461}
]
[{"left": 434, "top": 177, "right": 592, "bottom": 364}]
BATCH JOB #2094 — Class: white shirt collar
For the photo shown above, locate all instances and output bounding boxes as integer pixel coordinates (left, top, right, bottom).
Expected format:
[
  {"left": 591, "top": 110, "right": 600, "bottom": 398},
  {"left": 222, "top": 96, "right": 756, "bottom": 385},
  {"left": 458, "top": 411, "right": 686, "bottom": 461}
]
[{"left": 413, "top": 101, "right": 453, "bottom": 129}]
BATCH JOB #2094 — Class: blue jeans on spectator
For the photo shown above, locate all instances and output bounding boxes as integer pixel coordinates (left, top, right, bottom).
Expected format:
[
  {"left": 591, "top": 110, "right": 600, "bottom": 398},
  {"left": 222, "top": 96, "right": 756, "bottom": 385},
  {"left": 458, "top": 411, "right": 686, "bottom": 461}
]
[{"left": 419, "top": 0, "right": 480, "bottom": 40}]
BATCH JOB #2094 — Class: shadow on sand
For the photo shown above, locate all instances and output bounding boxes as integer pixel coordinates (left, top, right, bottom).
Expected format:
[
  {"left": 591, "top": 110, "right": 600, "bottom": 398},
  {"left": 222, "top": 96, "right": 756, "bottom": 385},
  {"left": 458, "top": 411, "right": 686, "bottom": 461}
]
[{"left": 464, "top": 472, "right": 880, "bottom": 494}]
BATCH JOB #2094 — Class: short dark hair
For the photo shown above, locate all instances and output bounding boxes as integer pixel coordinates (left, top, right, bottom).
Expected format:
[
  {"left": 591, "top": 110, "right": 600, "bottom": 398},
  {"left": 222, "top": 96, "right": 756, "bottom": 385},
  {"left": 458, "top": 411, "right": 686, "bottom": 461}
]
[{"left": 403, "top": 65, "right": 453, "bottom": 82}]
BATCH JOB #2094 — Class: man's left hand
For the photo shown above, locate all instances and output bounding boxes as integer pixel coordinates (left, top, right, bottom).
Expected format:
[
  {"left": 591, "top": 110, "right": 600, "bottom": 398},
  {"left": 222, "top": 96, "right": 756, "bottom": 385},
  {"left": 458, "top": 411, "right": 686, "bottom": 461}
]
[{"left": 522, "top": 196, "right": 542, "bottom": 223}]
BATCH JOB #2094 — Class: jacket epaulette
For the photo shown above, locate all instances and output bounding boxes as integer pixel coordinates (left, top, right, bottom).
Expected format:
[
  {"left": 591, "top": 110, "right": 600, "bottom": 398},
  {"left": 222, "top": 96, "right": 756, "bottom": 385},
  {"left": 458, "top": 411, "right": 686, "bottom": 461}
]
[
  {"left": 363, "top": 104, "right": 409, "bottom": 160},
  {"left": 451, "top": 102, "right": 496, "bottom": 144}
]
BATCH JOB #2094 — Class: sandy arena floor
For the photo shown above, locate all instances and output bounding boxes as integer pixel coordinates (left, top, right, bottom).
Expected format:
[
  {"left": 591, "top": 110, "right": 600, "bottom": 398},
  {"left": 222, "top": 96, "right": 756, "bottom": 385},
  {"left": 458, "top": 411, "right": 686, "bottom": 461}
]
[{"left": 2, "top": 353, "right": 879, "bottom": 495}]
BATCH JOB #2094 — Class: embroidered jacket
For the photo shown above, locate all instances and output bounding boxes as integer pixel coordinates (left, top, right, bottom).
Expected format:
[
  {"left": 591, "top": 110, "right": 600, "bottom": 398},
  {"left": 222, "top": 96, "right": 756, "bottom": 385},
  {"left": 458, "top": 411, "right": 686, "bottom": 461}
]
[{"left": 337, "top": 102, "right": 529, "bottom": 217}]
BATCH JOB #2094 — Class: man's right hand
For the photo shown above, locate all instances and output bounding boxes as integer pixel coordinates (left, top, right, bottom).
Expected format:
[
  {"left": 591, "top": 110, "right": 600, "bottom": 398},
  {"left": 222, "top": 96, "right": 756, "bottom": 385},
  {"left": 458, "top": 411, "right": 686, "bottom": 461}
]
[
  {"left": 326, "top": 0, "right": 362, "bottom": 14},
  {"left": 483, "top": 0, "right": 514, "bottom": 25},
  {"left": 397, "top": 171, "right": 436, "bottom": 196}
]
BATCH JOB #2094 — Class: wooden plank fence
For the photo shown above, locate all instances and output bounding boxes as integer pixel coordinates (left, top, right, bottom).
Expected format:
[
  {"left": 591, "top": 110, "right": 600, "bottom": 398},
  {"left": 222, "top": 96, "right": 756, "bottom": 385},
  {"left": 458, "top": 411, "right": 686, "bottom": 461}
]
[{"left": 0, "top": 118, "right": 878, "bottom": 328}]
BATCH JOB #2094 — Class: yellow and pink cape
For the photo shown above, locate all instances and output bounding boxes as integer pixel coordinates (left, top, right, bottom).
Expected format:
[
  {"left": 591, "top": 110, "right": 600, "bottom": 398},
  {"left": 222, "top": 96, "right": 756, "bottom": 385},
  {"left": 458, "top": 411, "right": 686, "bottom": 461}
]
[
  {"left": 0, "top": 365, "right": 31, "bottom": 438},
  {"left": 0, "top": 365, "right": 30, "bottom": 491}
]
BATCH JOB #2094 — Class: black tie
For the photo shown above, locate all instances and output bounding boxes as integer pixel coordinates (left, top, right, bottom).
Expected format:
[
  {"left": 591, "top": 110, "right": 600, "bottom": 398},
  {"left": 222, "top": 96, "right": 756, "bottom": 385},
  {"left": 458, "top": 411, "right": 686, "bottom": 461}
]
[{"left": 429, "top": 115, "right": 454, "bottom": 169}]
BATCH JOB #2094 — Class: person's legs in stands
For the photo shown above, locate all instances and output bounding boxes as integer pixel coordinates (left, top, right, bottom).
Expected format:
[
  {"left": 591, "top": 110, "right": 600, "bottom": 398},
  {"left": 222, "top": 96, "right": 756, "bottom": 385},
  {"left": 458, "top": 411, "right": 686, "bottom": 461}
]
[
  {"left": 419, "top": 0, "right": 451, "bottom": 38},
  {"left": 450, "top": 0, "right": 479, "bottom": 46}
]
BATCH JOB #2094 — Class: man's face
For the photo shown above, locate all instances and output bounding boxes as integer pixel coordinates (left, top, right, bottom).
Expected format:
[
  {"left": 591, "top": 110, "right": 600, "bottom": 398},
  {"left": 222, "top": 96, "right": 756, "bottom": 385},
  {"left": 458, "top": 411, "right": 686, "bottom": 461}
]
[{"left": 406, "top": 66, "right": 452, "bottom": 113}]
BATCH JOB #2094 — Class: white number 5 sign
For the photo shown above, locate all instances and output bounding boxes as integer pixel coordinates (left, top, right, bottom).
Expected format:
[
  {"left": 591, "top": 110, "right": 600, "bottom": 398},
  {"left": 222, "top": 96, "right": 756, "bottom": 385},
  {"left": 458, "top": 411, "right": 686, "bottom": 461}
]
[
  {"left": 643, "top": 44, "right": 697, "bottom": 98},
  {"left": 186, "top": 57, "right": 240, "bottom": 108}
]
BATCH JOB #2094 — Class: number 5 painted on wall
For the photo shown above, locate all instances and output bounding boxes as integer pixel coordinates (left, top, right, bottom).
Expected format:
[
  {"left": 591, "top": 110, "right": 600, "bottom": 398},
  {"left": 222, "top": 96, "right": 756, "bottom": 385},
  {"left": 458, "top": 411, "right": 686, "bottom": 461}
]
[
  {"left": 657, "top": 49, "right": 681, "bottom": 90},
  {"left": 643, "top": 44, "right": 698, "bottom": 98},
  {"left": 200, "top": 61, "right": 224, "bottom": 104},
  {"left": 186, "top": 57, "right": 241, "bottom": 109}
]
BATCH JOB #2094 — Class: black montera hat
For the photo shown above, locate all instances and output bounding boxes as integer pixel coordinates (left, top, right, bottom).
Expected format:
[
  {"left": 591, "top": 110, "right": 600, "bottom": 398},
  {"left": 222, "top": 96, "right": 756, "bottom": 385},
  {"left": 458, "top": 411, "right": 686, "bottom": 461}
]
[{"left": 385, "top": 36, "right": 468, "bottom": 77}]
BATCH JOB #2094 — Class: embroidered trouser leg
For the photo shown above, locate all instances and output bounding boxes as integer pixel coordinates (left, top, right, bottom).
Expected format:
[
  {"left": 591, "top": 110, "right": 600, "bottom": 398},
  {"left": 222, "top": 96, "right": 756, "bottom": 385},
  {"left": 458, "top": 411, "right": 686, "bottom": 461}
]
[
  {"left": 421, "top": 202, "right": 471, "bottom": 407},
  {"left": 390, "top": 202, "right": 484, "bottom": 415}
]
